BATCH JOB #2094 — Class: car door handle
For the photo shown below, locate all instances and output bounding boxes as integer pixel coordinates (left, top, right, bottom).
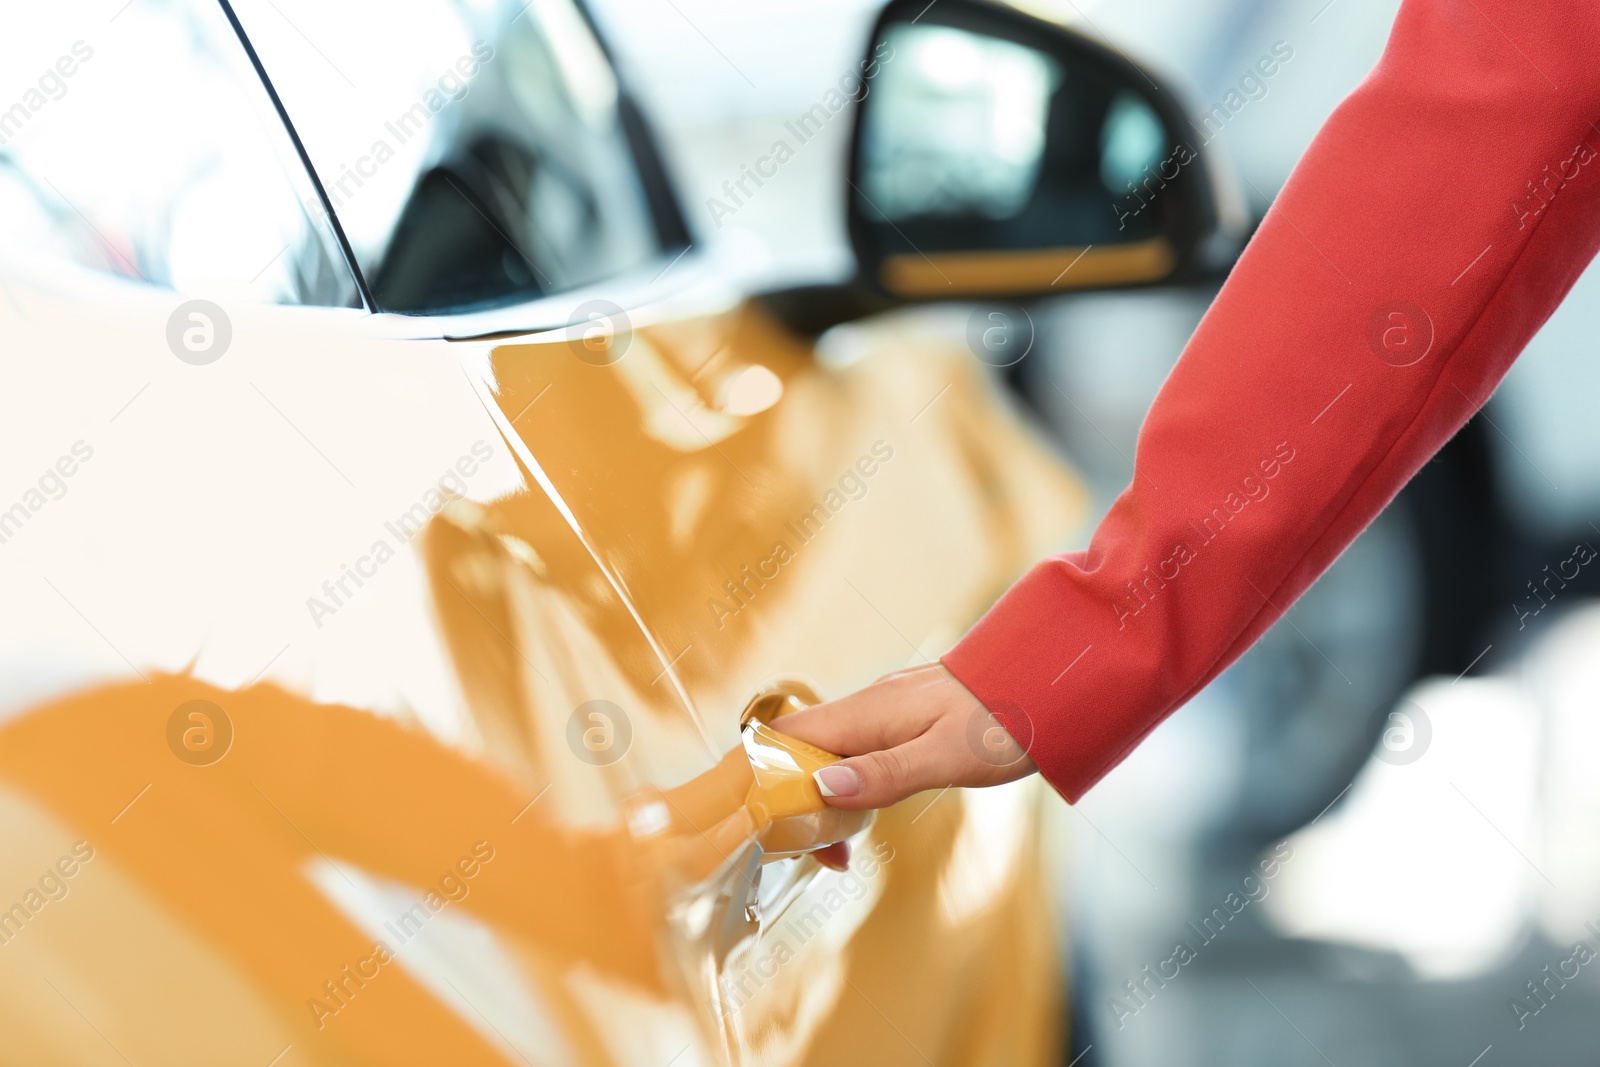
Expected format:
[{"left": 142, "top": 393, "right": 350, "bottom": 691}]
[
  {"left": 624, "top": 680, "right": 872, "bottom": 883},
  {"left": 737, "top": 680, "right": 873, "bottom": 861},
  {"left": 622, "top": 680, "right": 873, "bottom": 968}
]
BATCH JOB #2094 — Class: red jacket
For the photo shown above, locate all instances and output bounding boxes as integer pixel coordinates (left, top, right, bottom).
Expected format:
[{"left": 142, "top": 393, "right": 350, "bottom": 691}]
[{"left": 942, "top": 0, "right": 1600, "bottom": 802}]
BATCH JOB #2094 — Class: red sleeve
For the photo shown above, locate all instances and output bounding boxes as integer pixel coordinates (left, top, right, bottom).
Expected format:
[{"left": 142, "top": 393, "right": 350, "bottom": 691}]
[{"left": 942, "top": 0, "right": 1600, "bottom": 803}]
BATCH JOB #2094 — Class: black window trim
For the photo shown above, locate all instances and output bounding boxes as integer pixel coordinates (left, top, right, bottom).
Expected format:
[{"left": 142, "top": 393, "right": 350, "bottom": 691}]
[{"left": 214, "top": 0, "right": 376, "bottom": 310}]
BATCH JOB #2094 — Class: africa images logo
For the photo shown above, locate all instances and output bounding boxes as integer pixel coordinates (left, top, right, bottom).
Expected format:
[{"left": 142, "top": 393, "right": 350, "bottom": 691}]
[
  {"left": 1367, "top": 300, "right": 1434, "bottom": 367},
  {"left": 704, "top": 441, "right": 894, "bottom": 629},
  {"left": 1110, "top": 441, "right": 1296, "bottom": 629},
  {"left": 305, "top": 441, "right": 494, "bottom": 628}
]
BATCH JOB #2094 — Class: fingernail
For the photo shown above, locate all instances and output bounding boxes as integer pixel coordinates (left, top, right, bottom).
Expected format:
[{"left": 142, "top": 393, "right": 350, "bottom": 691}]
[{"left": 814, "top": 764, "right": 861, "bottom": 798}]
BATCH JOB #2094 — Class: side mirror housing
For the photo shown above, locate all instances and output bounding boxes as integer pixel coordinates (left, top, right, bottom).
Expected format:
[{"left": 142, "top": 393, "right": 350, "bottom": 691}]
[{"left": 847, "top": 0, "right": 1238, "bottom": 300}]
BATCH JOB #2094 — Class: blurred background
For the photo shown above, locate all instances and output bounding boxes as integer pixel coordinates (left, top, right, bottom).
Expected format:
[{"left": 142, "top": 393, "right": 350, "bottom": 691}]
[{"left": 587, "top": 0, "right": 1600, "bottom": 1062}]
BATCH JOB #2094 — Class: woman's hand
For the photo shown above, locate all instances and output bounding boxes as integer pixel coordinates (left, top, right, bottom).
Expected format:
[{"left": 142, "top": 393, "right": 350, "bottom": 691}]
[{"left": 772, "top": 663, "right": 1037, "bottom": 811}]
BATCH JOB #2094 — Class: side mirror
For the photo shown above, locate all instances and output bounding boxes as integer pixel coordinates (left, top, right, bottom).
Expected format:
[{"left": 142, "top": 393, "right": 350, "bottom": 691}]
[{"left": 847, "top": 0, "right": 1234, "bottom": 300}]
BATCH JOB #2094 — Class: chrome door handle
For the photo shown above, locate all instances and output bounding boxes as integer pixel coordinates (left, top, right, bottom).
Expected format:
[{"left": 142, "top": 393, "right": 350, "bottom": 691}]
[
  {"left": 623, "top": 679, "right": 872, "bottom": 882},
  {"left": 622, "top": 679, "right": 874, "bottom": 969},
  {"left": 737, "top": 680, "right": 873, "bottom": 861}
]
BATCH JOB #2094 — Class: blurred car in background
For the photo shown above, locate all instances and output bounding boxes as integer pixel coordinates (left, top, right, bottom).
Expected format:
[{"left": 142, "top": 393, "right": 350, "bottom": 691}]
[{"left": 0, "top": 0, "right": 1248, "bottom": 1064}]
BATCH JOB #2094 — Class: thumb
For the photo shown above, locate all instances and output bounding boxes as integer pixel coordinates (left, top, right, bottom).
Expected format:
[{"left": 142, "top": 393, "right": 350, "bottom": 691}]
[{"left": 811, "top": 735, "right": 947, "bottom": 811}]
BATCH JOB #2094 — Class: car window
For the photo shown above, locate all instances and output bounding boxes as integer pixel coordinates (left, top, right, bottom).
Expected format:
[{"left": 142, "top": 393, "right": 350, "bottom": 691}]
[
  {"left": 229, "top": 0, "right": 667, "bottom": 314},
  {"left": 0, "top": 2, "right": 360, "bottom": 307}
]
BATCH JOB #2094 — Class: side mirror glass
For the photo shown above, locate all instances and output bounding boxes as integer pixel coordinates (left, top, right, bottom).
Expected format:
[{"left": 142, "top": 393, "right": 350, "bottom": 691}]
[{"left": 849, "top": 0, "right": 1230, "bottom": 299}]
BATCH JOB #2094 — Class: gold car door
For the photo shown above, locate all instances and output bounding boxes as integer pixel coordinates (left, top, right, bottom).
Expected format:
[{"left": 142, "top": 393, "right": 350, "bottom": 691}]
[
  {"left": 0, "top": 277, "right": 1081, "bottom": 1067},
  {"left": 455, "top": 291, "right": 1087, "bottom": 1064},
  {"left": 0, "top": 0, "right": 1093, "bottom": 1062}
]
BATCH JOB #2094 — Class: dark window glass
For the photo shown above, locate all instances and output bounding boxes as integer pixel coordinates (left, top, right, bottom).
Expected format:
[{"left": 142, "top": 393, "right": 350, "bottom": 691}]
[{"left": 231, "top": 0, "right": 665, "bottom": 313}]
